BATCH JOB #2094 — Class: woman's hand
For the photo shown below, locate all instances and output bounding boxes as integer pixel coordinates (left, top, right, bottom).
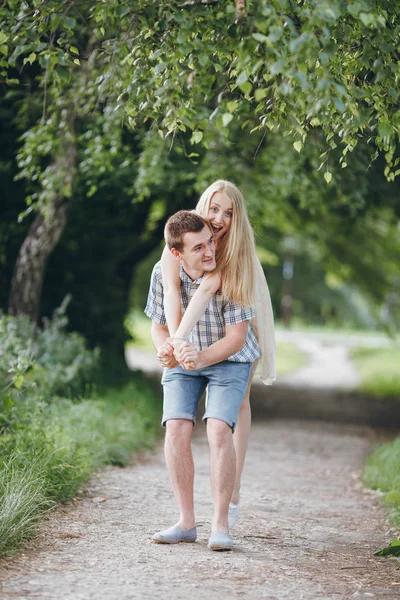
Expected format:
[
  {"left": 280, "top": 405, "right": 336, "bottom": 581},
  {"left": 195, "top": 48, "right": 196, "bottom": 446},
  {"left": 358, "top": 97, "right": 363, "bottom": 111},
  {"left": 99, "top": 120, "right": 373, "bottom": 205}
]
[{"left": 173, "top": 339, "right": 198, "bottom": 370}]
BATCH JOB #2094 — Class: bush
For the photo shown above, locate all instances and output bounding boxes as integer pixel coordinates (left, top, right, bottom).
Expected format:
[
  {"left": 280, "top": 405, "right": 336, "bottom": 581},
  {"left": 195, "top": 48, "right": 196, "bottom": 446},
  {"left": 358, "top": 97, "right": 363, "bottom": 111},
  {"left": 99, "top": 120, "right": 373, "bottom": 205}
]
[
  {"left": 0, "top": 299, "right": 100, "bottom": 434},
  {"left": 0, "top": 376, "right": 161, "bottom": 556},
  {"left": 0, "top": 308, "right": 162, "bottom": 556}
]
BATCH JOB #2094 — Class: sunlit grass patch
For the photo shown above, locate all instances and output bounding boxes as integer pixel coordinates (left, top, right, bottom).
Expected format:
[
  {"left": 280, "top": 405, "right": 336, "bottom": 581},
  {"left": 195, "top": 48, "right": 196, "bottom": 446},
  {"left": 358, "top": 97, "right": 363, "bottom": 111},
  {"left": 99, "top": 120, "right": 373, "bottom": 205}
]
[
  {"left": 0, "top": 459, "right": 51, "bottom": 556},
  {"left": 350, "top": 346, "right": 400, "bottom": 398},
  {"left": 363, "top": 436, "right": 400, "bottom": 527},
  {"left": 275, "top": 341, "right": 308, "bottom": 376}
]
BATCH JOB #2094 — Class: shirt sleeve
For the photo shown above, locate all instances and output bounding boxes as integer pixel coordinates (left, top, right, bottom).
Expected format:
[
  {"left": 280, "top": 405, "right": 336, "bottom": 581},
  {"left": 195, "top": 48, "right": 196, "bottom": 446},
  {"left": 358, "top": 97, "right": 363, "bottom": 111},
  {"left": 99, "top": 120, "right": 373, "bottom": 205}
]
[
  {"left": 144, "top": 264, "right": 167, "bottom": 325},
  {"left": 223, "top": 301, "right": 255, "bottom": 326}
]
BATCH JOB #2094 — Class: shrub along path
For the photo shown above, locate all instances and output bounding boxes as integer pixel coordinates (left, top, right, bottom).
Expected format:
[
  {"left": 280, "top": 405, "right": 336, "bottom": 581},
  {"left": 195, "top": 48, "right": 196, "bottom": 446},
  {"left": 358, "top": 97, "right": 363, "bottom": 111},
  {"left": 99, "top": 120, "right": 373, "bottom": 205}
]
[{"left": 1, "top": 341, "right": 399, "bottom": 599}]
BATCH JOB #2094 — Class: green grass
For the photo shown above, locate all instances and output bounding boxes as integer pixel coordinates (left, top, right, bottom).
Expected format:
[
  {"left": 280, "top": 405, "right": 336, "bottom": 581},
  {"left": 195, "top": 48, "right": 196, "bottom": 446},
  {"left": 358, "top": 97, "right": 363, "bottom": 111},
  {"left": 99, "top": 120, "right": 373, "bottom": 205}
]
[
  {"left": 275, "top": 341, "right": 308, "bottom": 376},
  {"left": 0, "top": 459, "right": 50, "bottom": 554},
  {"left": 363, "top": 437, "right": 400, "bottom": 527},
  {"left": 126, "top": 310, "right": 309, "bottom": 375},
  {"left": 356, "top": 347, "right": 400, "bottom": 530},
  {"left": 350, "top": 346, "right": 400, "bottom": 398},
  {"left": 0, "top": 375, "right": 162, "bottom": 557},
  {"left": 278, "top": 319, "right": 400, "bottom": 340}
]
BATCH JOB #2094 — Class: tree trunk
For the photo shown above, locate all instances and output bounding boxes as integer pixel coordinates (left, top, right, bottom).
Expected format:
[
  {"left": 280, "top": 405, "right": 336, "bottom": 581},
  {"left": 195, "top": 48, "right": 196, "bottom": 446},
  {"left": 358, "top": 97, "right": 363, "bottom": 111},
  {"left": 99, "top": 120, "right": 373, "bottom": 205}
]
[{"left": 8, "top": 129, "right": 76, "bottom": 323}]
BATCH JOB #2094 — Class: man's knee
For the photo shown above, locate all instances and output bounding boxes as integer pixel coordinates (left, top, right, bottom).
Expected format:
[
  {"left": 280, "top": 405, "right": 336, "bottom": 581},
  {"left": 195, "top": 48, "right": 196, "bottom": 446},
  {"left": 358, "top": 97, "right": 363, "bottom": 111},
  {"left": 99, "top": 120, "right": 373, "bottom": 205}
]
[
  {"left": 166, "top": 419, "right": 193, "bottom": 446},
  {"left": 207, "top": 418, "right": 232, "bottom": 449}
]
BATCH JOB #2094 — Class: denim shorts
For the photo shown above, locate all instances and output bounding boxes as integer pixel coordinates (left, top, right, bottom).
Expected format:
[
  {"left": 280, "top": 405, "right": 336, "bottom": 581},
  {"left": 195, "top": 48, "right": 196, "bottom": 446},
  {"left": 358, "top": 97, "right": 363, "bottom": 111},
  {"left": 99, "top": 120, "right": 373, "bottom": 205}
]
[{"left": 161, "top": 360, "right": 252, "bottom": 432}]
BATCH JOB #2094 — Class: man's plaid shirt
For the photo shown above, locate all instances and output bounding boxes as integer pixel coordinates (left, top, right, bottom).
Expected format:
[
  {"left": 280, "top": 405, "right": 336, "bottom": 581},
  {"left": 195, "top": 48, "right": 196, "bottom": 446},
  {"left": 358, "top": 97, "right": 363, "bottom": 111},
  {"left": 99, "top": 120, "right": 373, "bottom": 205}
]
[{"left": 145, "top": 261, "right": 261, "bottom": 363}]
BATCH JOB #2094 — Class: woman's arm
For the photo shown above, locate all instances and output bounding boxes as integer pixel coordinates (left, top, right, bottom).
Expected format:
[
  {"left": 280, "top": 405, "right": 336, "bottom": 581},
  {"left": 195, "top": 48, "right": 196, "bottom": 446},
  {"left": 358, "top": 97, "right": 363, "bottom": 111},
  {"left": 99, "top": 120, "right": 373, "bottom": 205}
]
[
  {"left": 161, "top": 244, "right": 221, "bottom": 340},
  {"left": 174, "top": 271, "right": 221, "bottom": 340},
  {"left": 160, "top": 245, "right": 181, "bottom": 336}
]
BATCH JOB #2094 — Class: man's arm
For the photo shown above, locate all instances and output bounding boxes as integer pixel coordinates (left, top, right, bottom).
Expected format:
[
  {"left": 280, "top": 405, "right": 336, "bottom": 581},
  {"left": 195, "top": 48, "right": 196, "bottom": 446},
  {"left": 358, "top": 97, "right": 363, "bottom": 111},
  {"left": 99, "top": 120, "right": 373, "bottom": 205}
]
[
  {"left": 176, "top": 321, "right": 248, "bottom": 370},
  {"left": 151, "top": 322, "right": 179, "bottom": 368}
]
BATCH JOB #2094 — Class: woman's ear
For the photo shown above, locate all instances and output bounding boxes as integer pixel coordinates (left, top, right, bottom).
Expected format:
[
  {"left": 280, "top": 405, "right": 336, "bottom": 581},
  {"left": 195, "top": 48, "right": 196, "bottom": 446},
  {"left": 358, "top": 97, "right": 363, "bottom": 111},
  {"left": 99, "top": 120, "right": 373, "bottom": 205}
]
[{"left": 170, "top": 248, "right": 182, "bottom": 261}]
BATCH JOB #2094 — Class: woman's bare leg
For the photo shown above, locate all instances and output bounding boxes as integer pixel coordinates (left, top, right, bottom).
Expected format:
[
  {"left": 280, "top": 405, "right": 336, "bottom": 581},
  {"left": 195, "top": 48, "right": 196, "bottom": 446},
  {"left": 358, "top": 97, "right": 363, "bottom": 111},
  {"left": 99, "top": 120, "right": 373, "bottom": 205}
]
[{"left": 231, "top": 374, "right": 253, "bottom": 505}]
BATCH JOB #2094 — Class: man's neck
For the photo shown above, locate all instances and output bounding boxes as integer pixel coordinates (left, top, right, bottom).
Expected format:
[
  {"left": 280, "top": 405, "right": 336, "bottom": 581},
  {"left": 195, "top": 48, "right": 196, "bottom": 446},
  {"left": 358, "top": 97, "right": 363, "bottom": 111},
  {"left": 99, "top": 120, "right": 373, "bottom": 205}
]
[{"left": 180, "top": 261, "right": 204, "bottom": 282}]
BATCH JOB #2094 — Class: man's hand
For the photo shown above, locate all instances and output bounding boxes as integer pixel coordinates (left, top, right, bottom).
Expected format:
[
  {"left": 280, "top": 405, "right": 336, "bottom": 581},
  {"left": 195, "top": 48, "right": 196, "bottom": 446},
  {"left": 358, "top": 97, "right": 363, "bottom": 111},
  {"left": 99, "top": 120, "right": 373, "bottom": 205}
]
[
  {"left": 157, "top": 340, "right": 179, "bottom": 368},
  {"left": 174, "top": 341, "right": 199, "bottom": 370}
]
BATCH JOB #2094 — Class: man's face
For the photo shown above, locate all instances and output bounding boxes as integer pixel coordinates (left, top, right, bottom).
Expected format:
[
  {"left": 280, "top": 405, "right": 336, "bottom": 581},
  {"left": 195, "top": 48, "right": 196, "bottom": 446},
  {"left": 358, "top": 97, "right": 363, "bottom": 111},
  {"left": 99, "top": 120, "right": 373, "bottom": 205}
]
[{"left": 178, "top": 225, "right": 216, "bottom": 275}]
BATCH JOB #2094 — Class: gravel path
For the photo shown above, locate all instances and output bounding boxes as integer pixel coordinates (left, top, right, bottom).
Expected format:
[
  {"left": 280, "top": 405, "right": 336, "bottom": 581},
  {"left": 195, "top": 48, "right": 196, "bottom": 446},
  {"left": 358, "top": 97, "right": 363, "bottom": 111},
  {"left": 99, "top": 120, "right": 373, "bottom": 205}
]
[{"left": 1, "top": 420, "right": 398, "bottom": 600}]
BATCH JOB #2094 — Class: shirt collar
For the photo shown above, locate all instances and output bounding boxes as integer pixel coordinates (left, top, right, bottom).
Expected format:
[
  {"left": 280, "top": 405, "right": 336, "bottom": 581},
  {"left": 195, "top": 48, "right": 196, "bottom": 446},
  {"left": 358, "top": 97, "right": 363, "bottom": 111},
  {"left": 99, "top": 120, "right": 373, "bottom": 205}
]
[{"left": 179, "top": 263, "right": 204, "bottom": 285}]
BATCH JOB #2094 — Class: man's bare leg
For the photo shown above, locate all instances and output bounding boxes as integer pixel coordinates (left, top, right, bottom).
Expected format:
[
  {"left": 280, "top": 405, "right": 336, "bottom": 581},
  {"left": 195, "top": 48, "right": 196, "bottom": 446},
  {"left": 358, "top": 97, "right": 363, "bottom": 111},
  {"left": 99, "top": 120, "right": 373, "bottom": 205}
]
[
  {"left": 164, "top": 419, "right": 196, "bottom": 529},
  {"left": 206, "top": 418, "right": 236, "bottom": 532}
]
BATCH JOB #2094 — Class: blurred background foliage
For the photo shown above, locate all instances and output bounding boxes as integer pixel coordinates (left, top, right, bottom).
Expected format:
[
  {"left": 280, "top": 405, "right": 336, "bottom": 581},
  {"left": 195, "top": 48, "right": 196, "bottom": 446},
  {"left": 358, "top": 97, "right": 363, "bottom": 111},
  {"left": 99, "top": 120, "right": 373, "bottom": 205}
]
[
  {"left": 1, "top": 105, "right": 400, "bottom": 346},
  {"left": 0, "top": 0, "right": 399, "bottom": 351}
]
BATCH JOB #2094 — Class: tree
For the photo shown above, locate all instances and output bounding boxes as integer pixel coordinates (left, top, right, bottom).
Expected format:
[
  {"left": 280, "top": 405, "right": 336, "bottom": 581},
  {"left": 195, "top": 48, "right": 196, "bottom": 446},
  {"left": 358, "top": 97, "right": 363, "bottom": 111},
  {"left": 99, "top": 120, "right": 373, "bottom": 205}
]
[
  {"left": 113, "top": 0, "right": 400, "bottom": 178},
  {"left": 0, "top": 0, "right": 399, "bottom": 338}
]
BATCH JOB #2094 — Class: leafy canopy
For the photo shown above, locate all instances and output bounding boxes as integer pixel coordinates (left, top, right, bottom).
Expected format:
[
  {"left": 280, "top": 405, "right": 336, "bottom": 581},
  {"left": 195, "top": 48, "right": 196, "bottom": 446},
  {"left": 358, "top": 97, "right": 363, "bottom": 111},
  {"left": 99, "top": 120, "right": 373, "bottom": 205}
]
[{"left": 1, "top": 0, "right": 399, "bottom": 180}]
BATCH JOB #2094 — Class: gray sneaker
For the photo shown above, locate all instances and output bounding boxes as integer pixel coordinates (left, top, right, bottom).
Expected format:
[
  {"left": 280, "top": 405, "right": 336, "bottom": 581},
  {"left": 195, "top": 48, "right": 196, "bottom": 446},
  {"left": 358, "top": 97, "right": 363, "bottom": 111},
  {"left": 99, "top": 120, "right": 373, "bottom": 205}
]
[
  {"left": 152, "top": 524, "right": 197, "bottom": 544},
  {"left": 228, "top": 503, "right": 240, "bottom": 528},
  {"left": 208, "top": 531, "right": 233, "bottom": 551}
]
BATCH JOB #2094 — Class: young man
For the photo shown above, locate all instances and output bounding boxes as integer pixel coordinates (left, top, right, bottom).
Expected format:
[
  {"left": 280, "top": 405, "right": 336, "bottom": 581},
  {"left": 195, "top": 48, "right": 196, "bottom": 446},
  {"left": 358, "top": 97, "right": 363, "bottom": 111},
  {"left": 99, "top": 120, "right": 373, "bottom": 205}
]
[{"left": 145, "top": 210, "right": 260, "bottom": 551}]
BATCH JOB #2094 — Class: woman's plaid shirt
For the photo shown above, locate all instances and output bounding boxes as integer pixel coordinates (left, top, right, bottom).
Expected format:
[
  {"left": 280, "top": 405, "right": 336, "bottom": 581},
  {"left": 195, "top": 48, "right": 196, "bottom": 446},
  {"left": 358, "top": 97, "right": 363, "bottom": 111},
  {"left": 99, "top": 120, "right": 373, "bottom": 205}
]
[{"left": 145, "top": 262, "right": 261, "bottom": 363}]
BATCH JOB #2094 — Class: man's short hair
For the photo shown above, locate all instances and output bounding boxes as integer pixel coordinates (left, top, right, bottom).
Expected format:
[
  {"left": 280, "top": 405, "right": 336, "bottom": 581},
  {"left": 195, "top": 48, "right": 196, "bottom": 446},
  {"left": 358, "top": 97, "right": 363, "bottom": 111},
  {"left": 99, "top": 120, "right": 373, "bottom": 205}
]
[{"left": 164, "top": 210, "right": 213, "bottom": 251}]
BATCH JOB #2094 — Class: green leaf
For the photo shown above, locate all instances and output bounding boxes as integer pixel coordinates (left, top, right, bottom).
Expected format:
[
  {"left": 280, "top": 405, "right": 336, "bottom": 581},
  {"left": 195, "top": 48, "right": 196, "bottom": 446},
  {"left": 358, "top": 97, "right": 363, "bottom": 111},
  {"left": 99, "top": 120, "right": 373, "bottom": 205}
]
[
  {"left": 58, "top": 66, "right": 70, "bottom": 83},
  {"left": 255, "top": 88, "right": 268, "bottom": 101},
  {"left": 64, "top": 17, "right": 76, "bottom": 28},
  {"left": 13, "top": 374, "right": 24, "bottom": 389},
  {"left": 70, "top": 46, "right": 79, "bottom": 55},
  {"left": 252, "top": 33, "right": 268, "bottom": 43},
  {"left": 3, "top": 395, "right": 13, "bottom": 411},
  {"left": 236, "top": 71, "right": 248, "bottom": 86},
  {"left": 73, "top": 58, "right": 80, "bottom": 66},
  {"left": 334, "top": 98, "right": 345, "bottom": 113},
  {"left": 270, "top": 60, "right": 286, "bottom": 75},
  {"left": 190, "top": 131, "right": 203, "bottom": 144},
  {"left": 293, "top": 141, "right": 303, "bottom": 153},
  {"left": 222, "top": 113, "right": 233, "bottom": 127},
  {"left": 359, "top": 12, "right": 377, "bottom": 26},
  {"left": 0, "top": 32, "right": 8, "bottom": 45},
  {"left": 239, "top": 81, "right": 252, "bottom": 95},
  {"left": 324, "top": 171, "right": 332, "bottom": 184},
  {"left": 0, "top": 44, "right": 8, "bottom": 56},
  {"left": 28, "top": 52, "right": 36, "bottom": 64},
  {"left": 374, "top": 540, "right": 400, "bottom": 557}
]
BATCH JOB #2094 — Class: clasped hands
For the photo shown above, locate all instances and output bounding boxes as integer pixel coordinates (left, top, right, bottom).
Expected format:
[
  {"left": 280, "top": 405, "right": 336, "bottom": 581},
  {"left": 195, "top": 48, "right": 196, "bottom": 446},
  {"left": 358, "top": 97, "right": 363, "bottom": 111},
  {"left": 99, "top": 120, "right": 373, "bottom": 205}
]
[{"left": 156, "top": 337, "right": 198, "bottom": 370}]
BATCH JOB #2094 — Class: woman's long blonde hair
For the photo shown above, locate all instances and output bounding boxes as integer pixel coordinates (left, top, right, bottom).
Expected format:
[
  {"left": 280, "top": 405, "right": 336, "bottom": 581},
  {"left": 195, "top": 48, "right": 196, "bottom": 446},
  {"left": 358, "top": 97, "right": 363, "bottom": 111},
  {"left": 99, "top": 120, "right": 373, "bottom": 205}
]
[{"left": 195, "top": 180, "right": 256, "bottom": 307}]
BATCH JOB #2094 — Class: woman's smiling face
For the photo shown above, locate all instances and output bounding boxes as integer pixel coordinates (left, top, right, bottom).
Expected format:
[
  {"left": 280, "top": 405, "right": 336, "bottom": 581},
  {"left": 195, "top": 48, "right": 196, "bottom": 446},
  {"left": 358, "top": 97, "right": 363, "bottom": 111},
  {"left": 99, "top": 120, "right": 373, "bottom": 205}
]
[{"left": 207, "top": 191, "right": 233, "bottom": 241}]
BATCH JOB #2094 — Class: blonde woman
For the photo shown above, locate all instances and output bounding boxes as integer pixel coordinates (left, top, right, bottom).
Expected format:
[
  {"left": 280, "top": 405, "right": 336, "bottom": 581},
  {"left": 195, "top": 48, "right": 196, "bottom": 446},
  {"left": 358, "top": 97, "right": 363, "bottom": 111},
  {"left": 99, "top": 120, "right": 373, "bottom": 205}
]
[{"left": 160, "top": 180, "right": 276, "bottom": 528}]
